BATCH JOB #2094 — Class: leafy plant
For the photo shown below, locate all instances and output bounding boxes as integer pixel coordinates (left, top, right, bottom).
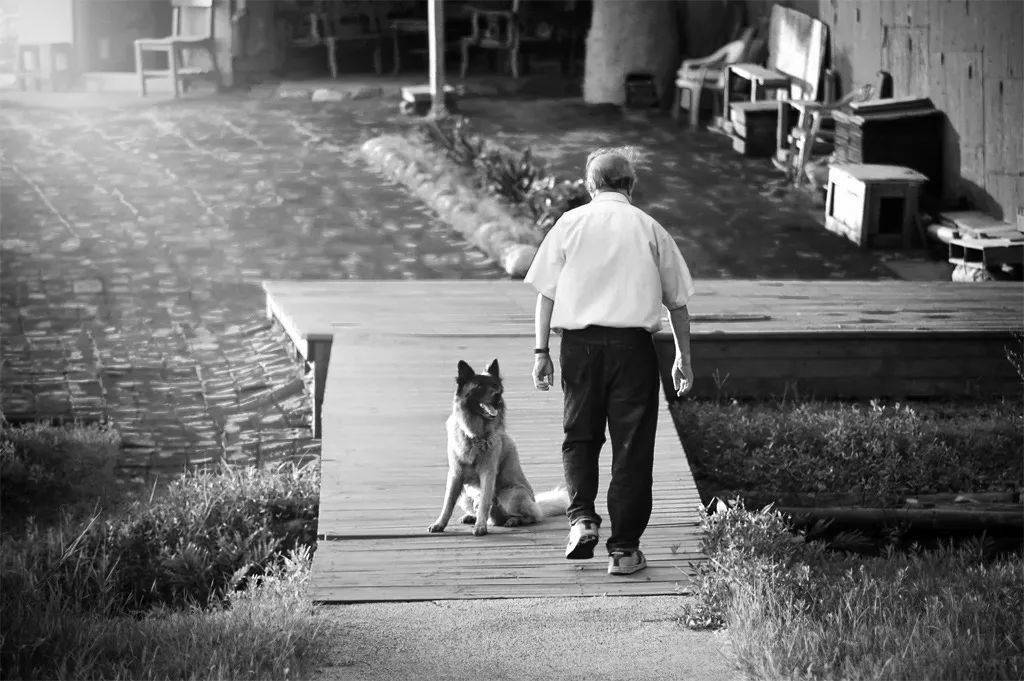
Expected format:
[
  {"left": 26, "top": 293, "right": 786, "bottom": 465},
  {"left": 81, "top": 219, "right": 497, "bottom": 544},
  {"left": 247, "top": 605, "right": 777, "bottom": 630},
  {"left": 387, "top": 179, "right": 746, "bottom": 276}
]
[
  {"left": 416, "top": 116, "right": 590, "bottom": 234},
  {"left": 1, "top": 423, "right": 122, "bottom": 529},
  {"left": 674, "top": 399, "right": 1023, "bottom": 506},
  {"left": 684, "top": 500, "right": 1024, "bottom": 680}
]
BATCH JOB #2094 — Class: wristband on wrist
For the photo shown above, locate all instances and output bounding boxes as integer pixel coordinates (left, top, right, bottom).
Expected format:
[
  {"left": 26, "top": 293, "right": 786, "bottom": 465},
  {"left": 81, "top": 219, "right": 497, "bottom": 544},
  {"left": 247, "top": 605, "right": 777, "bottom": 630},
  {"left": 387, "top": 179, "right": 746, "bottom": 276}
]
[{"left": 534, "top": 348, "right": 549, "bottom": 354}]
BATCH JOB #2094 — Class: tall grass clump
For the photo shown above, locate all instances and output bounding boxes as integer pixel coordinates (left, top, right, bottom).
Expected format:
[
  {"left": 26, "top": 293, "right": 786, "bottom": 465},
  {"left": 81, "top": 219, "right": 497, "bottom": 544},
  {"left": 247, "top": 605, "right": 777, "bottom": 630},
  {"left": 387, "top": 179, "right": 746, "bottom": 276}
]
[
  {"left": 674, "top": 400, "right": 1023, "bottom": 505},
  {"left": 1, "top": 455, "right": 327, "bottom": 680},
  {"left": 1, "top": 422, "right": 121, "bottom": 529},
  {"left": 2, "top": 537, "right": 328, "bottom": 681},
  {"left": 685, "top": 501, "right": 1024, "bottom": 680}
]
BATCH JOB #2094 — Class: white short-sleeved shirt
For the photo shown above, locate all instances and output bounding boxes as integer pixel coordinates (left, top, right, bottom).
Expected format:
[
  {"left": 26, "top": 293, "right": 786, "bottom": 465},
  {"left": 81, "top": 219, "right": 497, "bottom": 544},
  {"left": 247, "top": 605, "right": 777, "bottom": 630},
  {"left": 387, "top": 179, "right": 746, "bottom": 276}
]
[{"left": 524, "top": 191, "right": 695, "bottom": 332}]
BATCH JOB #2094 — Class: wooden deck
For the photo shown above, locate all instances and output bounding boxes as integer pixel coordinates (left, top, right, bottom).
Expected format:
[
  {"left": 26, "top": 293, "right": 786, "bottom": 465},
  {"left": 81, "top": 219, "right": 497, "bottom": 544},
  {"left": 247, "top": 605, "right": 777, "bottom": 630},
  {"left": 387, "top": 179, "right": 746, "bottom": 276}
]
[
  {"left": 262, "top": 279, "right": 1022, "bottom": 602},
  {"left": 266, "top": 280, "right": 1023, "bottom": 435}
]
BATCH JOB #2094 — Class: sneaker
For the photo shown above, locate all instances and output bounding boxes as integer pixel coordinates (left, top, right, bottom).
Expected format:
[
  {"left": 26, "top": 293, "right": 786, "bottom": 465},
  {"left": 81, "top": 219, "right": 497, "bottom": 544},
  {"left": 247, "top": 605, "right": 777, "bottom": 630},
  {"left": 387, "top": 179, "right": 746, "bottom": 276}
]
[
  {"left": 608, "top": 549, "right": 647, "bottom": 575},
  {"left": 564, "top": 520, "right": 599, "bottom": 559}
]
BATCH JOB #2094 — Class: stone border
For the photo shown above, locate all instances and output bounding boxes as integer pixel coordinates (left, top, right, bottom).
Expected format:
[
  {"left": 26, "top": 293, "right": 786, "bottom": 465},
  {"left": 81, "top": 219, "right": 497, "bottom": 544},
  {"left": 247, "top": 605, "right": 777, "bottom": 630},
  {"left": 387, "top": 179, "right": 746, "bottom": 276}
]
[{"left": 360, "top": 134, "right": 539, "bottom": 277}]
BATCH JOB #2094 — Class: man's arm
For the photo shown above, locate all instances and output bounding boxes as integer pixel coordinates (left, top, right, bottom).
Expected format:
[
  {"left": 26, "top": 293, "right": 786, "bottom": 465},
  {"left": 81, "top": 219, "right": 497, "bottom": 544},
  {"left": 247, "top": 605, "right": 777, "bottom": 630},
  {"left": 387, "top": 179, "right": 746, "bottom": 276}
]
[
  {"left": 668, "top": 305, "right": 694, "bottom": 396},
  {"left": 533, "top": 293, "right": 555, "bottom": 390}
]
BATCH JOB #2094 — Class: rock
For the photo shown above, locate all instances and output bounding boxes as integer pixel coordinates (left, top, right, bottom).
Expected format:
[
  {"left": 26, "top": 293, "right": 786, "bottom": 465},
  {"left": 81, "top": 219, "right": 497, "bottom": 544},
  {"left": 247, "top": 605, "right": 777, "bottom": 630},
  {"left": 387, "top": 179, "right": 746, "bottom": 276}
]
[
  {"left": 502, "top": 244, "right": 537, "bottom": 277},
  {"left": 311, "top": 88, "right": 348, "bottom": 102}
]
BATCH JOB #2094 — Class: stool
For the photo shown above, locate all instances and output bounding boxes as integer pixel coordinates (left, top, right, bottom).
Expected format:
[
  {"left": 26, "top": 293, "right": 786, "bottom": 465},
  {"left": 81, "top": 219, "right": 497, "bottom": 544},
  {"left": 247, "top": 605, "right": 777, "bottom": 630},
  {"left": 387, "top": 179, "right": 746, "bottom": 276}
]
[
  {"left": 16, "top": 43, "right": 75, "bottom": 91},
  {"left": 824, "top": 164, "right": 928, "bottom": 248},
  {"left": 720, "top": 63, "right": 790, "bottom": 130}
]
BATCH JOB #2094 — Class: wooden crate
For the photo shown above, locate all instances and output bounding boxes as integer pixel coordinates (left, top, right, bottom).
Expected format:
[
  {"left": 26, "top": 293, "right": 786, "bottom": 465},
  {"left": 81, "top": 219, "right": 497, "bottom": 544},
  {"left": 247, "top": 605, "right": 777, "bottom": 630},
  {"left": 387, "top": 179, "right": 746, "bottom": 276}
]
[
  {"left": 832, "top": 106, "right": 943, "bottom": 201},
  {"left": 729, "top": 100, "right": 779, "bottom": 157},
  {"left": 824, "top": 164, "right": 928, "bottom": 248}
]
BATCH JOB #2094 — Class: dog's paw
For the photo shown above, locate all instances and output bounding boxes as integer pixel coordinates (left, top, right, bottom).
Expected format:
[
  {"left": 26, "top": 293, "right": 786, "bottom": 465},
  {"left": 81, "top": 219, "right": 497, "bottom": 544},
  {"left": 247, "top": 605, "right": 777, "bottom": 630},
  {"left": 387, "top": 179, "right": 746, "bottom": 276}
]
[
  {"left": 459, "top": 513, "right": 476, "bottom": 525},
  {"left": 503, "top": 517, "right": 523, "bottom": 527},
  {"left": 427, "top": 522, "right": 446, "bottom": 533},
  {"left": 472, "top": 525, "right": 488, "bottom": 536}
]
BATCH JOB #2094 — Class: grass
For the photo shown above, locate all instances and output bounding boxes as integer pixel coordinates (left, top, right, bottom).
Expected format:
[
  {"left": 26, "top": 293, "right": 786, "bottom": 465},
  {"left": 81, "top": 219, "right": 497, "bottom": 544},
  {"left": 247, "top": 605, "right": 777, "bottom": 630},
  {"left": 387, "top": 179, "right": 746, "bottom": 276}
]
[
  {"left": 0, "top": 423, "right": 329, "bottom": 680},
  {"left": 685, "top": 501, "right": 1024, "bottom": 681},
  {"left": 673, "top": 399, "right": 1023, "bottom": 506},
  {"left": 1, "top": 422, "right": 122, "bottom": 529}
]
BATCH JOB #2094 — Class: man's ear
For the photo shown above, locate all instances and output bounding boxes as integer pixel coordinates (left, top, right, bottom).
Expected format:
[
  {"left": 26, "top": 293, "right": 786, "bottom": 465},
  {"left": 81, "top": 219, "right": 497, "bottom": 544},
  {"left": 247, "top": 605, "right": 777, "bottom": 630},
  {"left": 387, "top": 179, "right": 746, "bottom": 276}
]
[
  {"left": 457, "top": 360, "right": 475, "bottom": 385},
  {"left": 486, "top": 359, "right": 500, "bottom": 379}
]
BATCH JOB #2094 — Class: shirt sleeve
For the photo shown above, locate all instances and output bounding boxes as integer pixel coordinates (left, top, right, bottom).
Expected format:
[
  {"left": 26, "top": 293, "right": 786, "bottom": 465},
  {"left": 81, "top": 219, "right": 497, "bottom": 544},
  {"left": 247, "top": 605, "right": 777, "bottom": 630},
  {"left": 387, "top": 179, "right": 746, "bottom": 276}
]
[
  {"left": 654, "top": 223, "right": 696, "bottom": 309},
  {"left": 524, "top": 222, "right": 565, "bottom": 299}
]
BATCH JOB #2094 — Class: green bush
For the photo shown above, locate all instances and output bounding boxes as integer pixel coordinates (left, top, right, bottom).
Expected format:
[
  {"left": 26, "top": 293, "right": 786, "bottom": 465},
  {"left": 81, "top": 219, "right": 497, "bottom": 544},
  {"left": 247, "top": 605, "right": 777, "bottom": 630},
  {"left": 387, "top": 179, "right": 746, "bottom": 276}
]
[
  {"left": 685, "top": 501, "right": 1024, "bottom": 680},
  {"left": 1, "top": 423, "right": 121, "bottom": 529},
  {"left": 1, "top": 460, "right": 325, "bottom": 679},
  {"left": 1, "top": 541, "right": 328, "bottom": 681},
  {"left": 417, "top": 117, "right": 590, "bottom": 233},
  {"left": 674, "top": 400, "right": 1023, "bottom": 506},
  {"left": 0, "top": 461, "right": 319, "bottom": 615}
]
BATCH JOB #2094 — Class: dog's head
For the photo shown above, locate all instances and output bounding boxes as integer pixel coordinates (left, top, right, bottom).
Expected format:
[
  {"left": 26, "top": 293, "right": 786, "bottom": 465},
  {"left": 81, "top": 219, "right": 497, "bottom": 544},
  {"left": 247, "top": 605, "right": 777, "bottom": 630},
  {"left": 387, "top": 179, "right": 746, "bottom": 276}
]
[{"left": 455, "top": 359, "right": 504, "bottom": 421}]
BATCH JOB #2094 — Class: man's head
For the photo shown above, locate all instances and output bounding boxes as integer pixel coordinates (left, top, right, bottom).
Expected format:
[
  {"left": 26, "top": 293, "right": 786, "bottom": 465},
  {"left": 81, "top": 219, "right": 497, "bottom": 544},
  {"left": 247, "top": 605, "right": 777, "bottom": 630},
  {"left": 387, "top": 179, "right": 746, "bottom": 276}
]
[{"left": 584, "top": 148, "right": 637, "bottom": 198}]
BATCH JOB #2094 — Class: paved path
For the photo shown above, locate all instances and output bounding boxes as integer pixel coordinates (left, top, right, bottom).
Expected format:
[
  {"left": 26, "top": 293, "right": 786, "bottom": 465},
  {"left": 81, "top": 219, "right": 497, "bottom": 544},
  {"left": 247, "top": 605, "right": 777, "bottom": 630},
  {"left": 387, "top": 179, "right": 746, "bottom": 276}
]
[
  {"left": 314, "top": 596, "right": 741, "bottom": 681},
  {"left": 0, "top": 95, "right": 502, "bottom": 483}
]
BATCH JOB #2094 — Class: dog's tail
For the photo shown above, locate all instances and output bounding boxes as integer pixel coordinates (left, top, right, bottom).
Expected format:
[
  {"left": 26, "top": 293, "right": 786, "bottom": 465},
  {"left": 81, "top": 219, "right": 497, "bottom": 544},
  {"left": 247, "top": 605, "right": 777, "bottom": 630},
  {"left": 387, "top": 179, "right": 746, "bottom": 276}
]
[{"left": 535, "top": 485, "right": 570, "bottom": 517}]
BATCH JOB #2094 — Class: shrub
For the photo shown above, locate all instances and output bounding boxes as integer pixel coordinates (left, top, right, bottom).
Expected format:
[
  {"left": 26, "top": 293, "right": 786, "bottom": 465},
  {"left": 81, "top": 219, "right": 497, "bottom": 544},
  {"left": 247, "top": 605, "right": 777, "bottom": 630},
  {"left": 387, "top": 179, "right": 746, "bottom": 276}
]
[
  {"left": 0, "top": 460, "right": 319, "bottom": 615},
  {"left": 1, "top": 423, "right": 122, "bottom": 529},
  {"left": 1, "top": 542, "right": 328, "bottom": 681},
  {"left": 684, "top": 501, "right": 1024, "bottom": 680},
  {"left": 674, "top": 400, "right": 1023, "bottom": 506},
  {"left": 1, "top": 460, "right": 326, "bottom": 679},
  {"left": 417, "top": 117, "right": 590, "bottom": 234}
]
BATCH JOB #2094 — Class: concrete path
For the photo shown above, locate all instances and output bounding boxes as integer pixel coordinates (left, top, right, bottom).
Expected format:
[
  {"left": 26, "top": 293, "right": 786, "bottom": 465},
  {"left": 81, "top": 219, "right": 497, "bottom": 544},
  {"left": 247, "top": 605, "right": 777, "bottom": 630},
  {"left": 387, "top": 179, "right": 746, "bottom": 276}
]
[{"left": 315, "top": 596, "right": 740, "bottom": 681}]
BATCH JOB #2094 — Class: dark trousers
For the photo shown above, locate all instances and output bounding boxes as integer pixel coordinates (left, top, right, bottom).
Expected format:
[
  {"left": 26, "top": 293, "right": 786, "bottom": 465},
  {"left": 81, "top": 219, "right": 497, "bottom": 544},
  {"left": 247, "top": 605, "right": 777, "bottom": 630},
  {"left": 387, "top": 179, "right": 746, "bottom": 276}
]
[{"left": 559, "top": 325, "right": 660, "bottom": 553}]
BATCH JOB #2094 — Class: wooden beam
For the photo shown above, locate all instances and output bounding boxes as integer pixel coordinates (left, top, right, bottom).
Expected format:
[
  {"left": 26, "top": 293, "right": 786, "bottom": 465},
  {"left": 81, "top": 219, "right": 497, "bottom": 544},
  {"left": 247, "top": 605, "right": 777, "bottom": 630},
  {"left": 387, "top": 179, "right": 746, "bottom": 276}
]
[{"left": 427, "top": 0, "right": 446, "bottom": 117}]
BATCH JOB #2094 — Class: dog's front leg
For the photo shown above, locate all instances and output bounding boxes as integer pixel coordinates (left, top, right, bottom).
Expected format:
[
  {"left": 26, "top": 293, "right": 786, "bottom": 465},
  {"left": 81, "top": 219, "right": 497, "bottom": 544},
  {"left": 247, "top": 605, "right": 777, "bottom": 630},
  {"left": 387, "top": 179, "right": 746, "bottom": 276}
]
[
  {"left": 428, "top": 468, "right": 463, "bottom": 533},
  {"left": 473, "top": 469, "right": 496, "bottom": 536}
]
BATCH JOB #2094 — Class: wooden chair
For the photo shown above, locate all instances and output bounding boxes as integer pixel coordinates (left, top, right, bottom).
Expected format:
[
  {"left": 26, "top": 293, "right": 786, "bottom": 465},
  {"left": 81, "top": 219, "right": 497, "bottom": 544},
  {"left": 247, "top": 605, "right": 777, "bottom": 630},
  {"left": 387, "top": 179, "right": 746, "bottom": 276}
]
[
  {"left": 289, "top": 1, "right": 384, "bottom": 78},
  {"left": 134, "top": 0, "right": 221, "bottom": 98},
  {"left": 459, "top": 2, "right": 521, "bottom": 79},
  {"left": 673, "top": 26, "right": 757, "bottom": 128},
  {"left": 778, "top": 82, "right": 875, "bottom": 186},
  {"left": 720, "top": 6, "right": 828, "bottom": 130}
]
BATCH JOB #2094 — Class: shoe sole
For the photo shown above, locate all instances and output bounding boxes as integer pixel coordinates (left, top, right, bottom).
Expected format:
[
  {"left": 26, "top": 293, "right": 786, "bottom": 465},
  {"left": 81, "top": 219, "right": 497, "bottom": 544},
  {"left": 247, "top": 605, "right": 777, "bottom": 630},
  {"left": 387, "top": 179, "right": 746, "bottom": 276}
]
[
  {"left": 565, "top": 534, "right": 598, "bottom": 560},
  {"left": 608, "top": 559, "right": 648, "bottom": 575}
]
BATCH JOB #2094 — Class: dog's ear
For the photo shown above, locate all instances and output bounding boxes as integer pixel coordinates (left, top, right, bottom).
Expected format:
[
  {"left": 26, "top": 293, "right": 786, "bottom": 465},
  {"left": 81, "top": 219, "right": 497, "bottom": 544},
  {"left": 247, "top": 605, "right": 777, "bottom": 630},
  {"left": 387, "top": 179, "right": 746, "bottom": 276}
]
[
  {"left": 486, "top": 359, "right": 500, "bottom": 379},
  {"left": 456, "top": 360, "right": 475, "bottom": 385}
]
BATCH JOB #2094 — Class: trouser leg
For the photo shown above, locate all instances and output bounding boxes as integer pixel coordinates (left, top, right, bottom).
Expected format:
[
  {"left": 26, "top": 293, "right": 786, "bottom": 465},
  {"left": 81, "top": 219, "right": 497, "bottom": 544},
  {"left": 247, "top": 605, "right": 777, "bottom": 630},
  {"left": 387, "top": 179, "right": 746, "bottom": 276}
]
[
  {"left": 605, "top": 336, "right": 659, "bottom": 553},
  {"left": 560, "top": 336, "right": 606, "bottom": 526}
]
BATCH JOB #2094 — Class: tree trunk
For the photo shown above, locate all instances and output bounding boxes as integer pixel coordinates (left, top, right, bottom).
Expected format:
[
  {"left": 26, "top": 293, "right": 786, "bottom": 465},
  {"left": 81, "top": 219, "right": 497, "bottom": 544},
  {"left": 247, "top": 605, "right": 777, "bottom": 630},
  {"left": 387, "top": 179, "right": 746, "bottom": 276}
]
[{"left": 583, "top": 0, "right": 679, "bottom": 105}]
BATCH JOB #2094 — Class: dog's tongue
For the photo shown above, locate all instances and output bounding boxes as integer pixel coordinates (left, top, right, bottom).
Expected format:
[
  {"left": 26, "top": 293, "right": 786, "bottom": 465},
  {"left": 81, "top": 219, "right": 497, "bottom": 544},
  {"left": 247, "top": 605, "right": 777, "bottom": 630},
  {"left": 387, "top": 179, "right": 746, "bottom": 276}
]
[{"left": 479, "top": 403, "right": 498, "bottom": 418}]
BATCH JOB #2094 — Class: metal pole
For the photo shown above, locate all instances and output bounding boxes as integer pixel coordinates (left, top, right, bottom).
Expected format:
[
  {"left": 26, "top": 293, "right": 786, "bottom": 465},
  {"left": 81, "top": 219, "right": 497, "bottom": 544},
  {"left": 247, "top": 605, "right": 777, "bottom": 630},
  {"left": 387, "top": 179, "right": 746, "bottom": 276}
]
[{"left": 427, "top": 0, "right": 447, "bottom": 117}]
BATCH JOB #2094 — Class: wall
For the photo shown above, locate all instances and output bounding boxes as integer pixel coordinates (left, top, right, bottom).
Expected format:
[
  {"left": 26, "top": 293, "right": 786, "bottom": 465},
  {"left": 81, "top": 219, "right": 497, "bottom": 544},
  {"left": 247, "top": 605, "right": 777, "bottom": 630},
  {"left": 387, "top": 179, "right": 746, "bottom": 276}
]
[
  {"left": 584, "top": 0, "right": 678, "bottom": 104},
  {"left": 747, "top": 0, "right": 1023, "bottom": 221}
]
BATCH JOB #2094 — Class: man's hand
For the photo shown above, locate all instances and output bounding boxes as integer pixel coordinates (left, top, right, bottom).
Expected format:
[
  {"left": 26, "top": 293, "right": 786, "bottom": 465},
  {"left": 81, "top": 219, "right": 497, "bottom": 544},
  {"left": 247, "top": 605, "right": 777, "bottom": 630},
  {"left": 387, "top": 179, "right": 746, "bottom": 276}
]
[
  {"left": 533, "top": 353, "right": 554, "bottom": 390},
  {"left": 672, "top": 354, "right": 694, "bottom": 397}
]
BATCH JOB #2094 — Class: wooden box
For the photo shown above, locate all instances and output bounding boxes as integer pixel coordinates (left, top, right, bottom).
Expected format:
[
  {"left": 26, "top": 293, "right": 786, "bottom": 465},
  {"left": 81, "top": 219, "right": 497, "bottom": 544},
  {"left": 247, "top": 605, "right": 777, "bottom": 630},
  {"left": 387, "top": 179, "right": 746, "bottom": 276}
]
[
  {"left": 832, "top": 102, "right": 943, "bottom": 201},
  {"left": 824, "top": 164, "right": 929, "bottom": 248},
  {"left": 729, "top": 101, "right": 779, "bottom": 157}
]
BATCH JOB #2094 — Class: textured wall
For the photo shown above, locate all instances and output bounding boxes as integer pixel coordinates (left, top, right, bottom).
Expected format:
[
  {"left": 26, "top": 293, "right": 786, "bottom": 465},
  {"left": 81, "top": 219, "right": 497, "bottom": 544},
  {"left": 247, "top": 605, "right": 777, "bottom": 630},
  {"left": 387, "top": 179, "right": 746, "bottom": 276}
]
[
  {"left": 583, "top": 0, "right": 679, "bottom": 104},
  {"left": 748, "top": 0, "right": 1023, "bottom": 220}
]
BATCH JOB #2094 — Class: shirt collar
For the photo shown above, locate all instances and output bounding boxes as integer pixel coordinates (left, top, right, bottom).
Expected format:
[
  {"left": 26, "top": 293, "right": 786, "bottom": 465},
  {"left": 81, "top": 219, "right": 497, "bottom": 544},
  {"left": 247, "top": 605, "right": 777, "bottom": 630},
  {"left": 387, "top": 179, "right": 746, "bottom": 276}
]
[{"left": 592, "top": 191, "right": 630, "bottom": 204}]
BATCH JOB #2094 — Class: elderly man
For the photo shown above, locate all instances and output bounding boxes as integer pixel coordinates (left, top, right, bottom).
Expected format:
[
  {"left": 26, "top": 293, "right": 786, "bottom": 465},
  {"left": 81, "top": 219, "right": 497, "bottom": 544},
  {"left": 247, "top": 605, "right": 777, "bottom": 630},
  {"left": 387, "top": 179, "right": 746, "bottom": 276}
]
[{"left": 525, "top": 148, "right": 695, "bottom": 575}]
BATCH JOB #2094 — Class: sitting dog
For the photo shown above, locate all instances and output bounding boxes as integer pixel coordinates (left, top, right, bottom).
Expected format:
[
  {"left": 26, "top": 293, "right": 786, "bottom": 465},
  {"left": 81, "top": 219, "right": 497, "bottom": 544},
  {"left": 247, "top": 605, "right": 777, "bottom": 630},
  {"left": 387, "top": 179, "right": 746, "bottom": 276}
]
[{"left": 427, "top": 359, "right": 567, "bottom": 536}]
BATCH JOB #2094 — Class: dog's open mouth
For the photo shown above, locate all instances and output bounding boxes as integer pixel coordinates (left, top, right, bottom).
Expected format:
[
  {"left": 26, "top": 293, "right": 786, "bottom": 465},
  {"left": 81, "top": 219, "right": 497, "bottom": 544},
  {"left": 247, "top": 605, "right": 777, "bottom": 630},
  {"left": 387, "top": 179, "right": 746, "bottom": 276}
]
[{"left": 479, "top": 403, "right": 498, "bottom": 419}]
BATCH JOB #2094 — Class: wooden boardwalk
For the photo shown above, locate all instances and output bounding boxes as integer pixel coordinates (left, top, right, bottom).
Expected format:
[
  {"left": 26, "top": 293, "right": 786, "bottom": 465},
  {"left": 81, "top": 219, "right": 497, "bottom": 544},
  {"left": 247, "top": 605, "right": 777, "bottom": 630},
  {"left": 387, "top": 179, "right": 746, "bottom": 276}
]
[{"left": 262, "top": 279, "right": 1022, "bottom": 602}]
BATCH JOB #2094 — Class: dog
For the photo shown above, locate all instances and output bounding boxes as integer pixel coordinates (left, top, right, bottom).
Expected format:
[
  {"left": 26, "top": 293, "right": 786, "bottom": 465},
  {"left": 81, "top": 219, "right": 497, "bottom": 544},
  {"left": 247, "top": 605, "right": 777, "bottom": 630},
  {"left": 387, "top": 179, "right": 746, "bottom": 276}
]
[{"left": 427, "top": 359, "right": 568, "bottom": 536}]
